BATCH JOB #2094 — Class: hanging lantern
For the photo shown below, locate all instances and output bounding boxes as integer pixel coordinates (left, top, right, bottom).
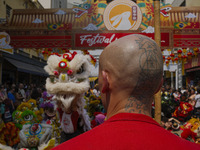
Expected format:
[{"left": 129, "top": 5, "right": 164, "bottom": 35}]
[
  {"left": 62, "top": 48, "right": 69, "bottom": 53},
  {"left": 193, "top": 47, "right": 199, "bottom": 56},
  {"left": 182, "top": 48, "right": 187, "bottom": 54},
  {"left": 170, "top": 53, "right": 175, "bottom": 59},
  {"left": 163, "top": 55, "right": 165, "bottom": 63},
  {"left": 166, "top": 60, "right": 169, "bottom": 67},
  {"left": 47, "top": 48, "right": 53, "bottom": 55},
  {"left": 177, "top": 49, "right": 182, "bottom": 58},
  {"left": 182, "top": 55, "right": 188, "bottom": 62},
  {"left": 167, "top": 57, "right": 171, "bottom": 61},
  {"left": 187, "top": 52, "right": 193, "bottom": 60},
  {"left": 171, "top": 58, "right": 175, "bottom": 64},
  {"left": 42, "top": 51, "right": 48, "bottom": 60},
  {"left": 82, "top": 50, "right": 90, "bottom": 55},
  {"left": 174, "top": 57, "right": 179, "bottom": 64}
]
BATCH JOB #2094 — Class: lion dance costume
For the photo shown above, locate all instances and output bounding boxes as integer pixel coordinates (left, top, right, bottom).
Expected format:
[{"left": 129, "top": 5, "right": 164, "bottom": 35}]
[{"left": 44, "top": 51, "right": 92, "bottom": 143}]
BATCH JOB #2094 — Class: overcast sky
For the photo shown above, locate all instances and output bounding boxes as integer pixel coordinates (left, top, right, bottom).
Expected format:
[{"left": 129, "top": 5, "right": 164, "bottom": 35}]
[{"left": 38, "top": 0, "right": 51, "bottom": 8}]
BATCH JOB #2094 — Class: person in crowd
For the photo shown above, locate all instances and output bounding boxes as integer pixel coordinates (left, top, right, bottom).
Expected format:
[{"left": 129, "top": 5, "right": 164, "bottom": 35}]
[
  {"left": 194, "top": 87, "right": 200, "bottom": 117},
  {"left": 52, "top": 34, "right": 200, "bottom": 149},
  {"left": 0, "top": 85, "right": 7, "bottom": 102},
  {"left": 25, "top": 85, "right": 32, "bottom": 100},
  {"left": 7, "top": 88, "right": 16, "bottom": 109},
  {"left": 173, "top": 90, "right": 181, "bottom": 102},
  {"left": 16, "top": 83, "right": 26, "bottom": 103}
]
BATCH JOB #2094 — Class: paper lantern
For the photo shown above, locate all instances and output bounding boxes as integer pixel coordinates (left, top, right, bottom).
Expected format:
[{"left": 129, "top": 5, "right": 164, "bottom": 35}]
[
  {"left": 177, "top": 49, "right": 182, "bottom": 57},
  {"left": 166, "top": 60, "right": 169, "bottom": 67},
  {"left": 171, "top": 58, "right": 175, "bottom": 64},
  {"left": 182, "top": 55, "right": 187, "bottom": 62},
  {"left": 42, "top": 51, "right": 48, "bottom": 60},
  {"left": 187, "top": 52, "right": 193, "bottom": 60},
  {"left": 163, "top": 55, "right": 165, "bottom": 63},
  {"left": 46, "top": 48, "right": 52, "bottom": 55},
  {"left": 62, "top": 48, "right": 69, "bottom": 53},
  {"left": 193, "top": 48, "right": 199, "bottom": 56},
  {"left": 174, "top": 57, "right": 179, "bottom": 64},
  {"left": 167, "top": 57, "right": 171, "bottom": 61},
  {"left": 170, "top": 53, "right": 175, "bottom": 59},
  {"left": 182, "top": 48, "right": 187, "bottom": 54}
]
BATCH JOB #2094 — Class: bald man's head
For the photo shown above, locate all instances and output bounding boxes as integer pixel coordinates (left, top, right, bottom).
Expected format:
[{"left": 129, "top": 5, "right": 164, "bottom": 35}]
[{"left": 99, "top": 34, "right": 163, "bottom": 97}]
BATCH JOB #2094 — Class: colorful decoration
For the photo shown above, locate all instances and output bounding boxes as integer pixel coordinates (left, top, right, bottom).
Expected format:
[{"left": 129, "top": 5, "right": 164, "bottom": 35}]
[
  {"left": 181, "top": 118, "right": 200, "bottom": 143},
  {"left": 182, "top": 55, "right": 188, "bottom": 63},
  {"left": 177, "top": 49, "right": 183, "bottom": 58},
  {"left": 0, "top": 118, "right": 20, "bottom": 147},
  {"left": 18, "top": 123, "right": 53, "bottom": 149},
  {"left": 42, "top": 50, "right": 49, "bottom": 60},
  {"left": 182, "top": 48, "right": 187, "bottom": 54},
  {"left": 173, "top": 102, "right": 193, "bottom": 122},
  {"left": 174, "top": 22, "right": 200, "bottom": 29},
  {"left": 137, "top": 0, "right": 171, "bottom": 30},
  {"left": 170, "top": 53, "right": 175, "bottom": 59},
  {"left": 44, "top": 51, "right": 92, "bottom": 143},
  {"left": 73, "top": 0, "right": 107, "bottom": 30},
  {"left": 193, "top": 47, "right": 199, "bottom": 56},
  {"left": 47, "top": 23, "right": 72, "bottom": 30},
  {"left": 0, "top": 32, "right": 13, "bottom": 54},
  {"left": 187, "top": 52, "right": 193, "bottom": 59},
  {"left": 103, "top": 0, "right": 142, "bottom": 30},
  {"left": 62, "top": 48, "right": 70, "bottom": 54},
  {"left": 163, "top": 55, "right": 165, "bottom": 63},
  {"left": 27, "top": 99, "right": 44, "bottom": 122},
  {"left": 12, "top": 109, "right": 39, "bottom": 130},
  {"left": 40, "top": 101, "right": 61, "bottom": 144},
  {"left": 166, "top": 60, "right": 169, "bottom": 67},
  {"left": 174, "top": 57, "right": 179, "bottom": 64}
]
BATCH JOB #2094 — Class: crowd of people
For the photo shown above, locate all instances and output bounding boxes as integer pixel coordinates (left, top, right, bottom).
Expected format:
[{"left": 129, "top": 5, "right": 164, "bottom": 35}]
[
  {"left": 160, "top": 85, "right": 200, "bottom": 121},
  {"left": 0, "top": 83, "right": 45, "bottom": 123},
  {"left": 1, "top": 81, "right": 200, "bottom": 147},
  {"left": 0, "top": 34, "right": 200, "bottom": 149}
]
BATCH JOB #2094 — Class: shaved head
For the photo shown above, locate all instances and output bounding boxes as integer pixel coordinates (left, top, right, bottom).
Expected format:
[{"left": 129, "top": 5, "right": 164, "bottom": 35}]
[{"left": 99, "top": 34, "right": 163, "bottom": 98}]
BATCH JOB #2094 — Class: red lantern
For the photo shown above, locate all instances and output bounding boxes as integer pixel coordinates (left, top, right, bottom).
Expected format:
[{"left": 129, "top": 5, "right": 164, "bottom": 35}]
[
  {"left": 166, "top": 60, "right": 169, "bottom": 67},
  {"left": 193, "top": 48, "right": 199, "bottom": 56},
  {"left": 171, "top": 58, "right": 175, "bottom": 64},
  {"left": 187, "top": 52, "right": 193, "bottom": 60},
  {"left": 177, "top": 49, "right": 182, "bottom": 58},
  {"left": 174, "top": 57, "right": 179, "bottom": 64},
  {"left": 167, "top": 57, "right": 171, "bottom": 61},
  {"left": 163, "top": 55, "right": 165, "bottom": 63},
  {"left": 170, "top": 53, "right": 175, "bottom": 59},
  {"left": 182, "top": 48, "right": 187, "bottom": 54},
  {"left": 42, "top": 51, "right": 48, "bottom": 60},
  {"left": 182, "top": 55, "right": 188, "bottom": 62}
]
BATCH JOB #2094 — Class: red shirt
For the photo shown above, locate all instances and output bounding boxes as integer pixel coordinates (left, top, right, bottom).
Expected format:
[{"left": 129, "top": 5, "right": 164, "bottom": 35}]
[{"left": 53, "top": 113, "right": 200, "bottom": 150}]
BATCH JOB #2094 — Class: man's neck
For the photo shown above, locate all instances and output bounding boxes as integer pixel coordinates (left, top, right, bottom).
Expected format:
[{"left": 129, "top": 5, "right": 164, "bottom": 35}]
[{"left": 106, "top": 93, "right": 153, "bottom": 119}]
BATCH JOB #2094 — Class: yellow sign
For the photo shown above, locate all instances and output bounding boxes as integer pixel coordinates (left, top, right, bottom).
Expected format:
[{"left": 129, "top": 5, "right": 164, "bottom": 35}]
[
  {"left": 0, "top": 32, "right": 13, "bottom": 54},
  {"left": 103, "top": 0, "right": 142, "bottom": 30}
]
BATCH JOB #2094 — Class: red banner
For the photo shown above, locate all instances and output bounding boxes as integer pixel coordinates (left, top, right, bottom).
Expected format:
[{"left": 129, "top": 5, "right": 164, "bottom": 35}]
[
  {"left": 75, "top": 33, "right": 170, "bottom": 48},
  {"left": 10, "top": 35, "right": 72, "bottom": 48},
  {"left": 173, "top": 34, "right": 200, "bottom": 48}
]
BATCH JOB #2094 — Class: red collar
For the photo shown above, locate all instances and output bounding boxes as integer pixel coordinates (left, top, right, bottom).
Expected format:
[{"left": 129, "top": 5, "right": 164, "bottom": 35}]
[{"left": 106, "top": 113, "right": 161, "bottom": 127}]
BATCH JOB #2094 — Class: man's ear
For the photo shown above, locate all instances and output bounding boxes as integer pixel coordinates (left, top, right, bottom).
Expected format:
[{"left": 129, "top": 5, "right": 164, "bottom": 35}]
[{"left": 101, "top": 71, "right": 109, "bottom": 93}]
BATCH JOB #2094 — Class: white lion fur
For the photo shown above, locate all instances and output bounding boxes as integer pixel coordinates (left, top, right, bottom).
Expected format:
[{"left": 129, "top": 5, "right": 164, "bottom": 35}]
[{"left": 46, "top": 78, "right": 90, "bottom": 94}]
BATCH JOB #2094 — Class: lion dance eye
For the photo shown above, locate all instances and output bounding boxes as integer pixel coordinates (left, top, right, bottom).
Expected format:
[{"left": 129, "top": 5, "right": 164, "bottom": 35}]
[
  {"left": 77, "top": 65, "right": 84, "bottom": 74},
  {"left": 59, "top": 61, "right": 67, "bottom": 69},
  {"left": 24, "top": 115, "right": 33, "bottom": 121}
]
